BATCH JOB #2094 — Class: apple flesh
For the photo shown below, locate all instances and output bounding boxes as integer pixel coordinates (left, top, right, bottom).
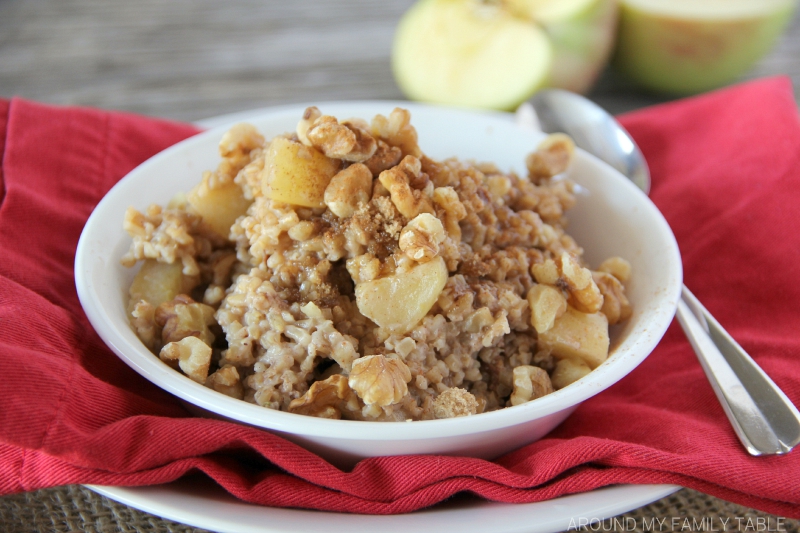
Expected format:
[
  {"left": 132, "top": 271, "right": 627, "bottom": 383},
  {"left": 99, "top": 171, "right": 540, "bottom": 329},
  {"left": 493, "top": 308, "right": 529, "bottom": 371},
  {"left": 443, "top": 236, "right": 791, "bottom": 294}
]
[
  {"left": 392, "top": 0, "right": 618, "bottom": 111},
  {"left": 613, "top": 0, "right": 797, "bottom": 94},
  {"left": 509, "top": 0, "right": 619, "bottom": 93}
]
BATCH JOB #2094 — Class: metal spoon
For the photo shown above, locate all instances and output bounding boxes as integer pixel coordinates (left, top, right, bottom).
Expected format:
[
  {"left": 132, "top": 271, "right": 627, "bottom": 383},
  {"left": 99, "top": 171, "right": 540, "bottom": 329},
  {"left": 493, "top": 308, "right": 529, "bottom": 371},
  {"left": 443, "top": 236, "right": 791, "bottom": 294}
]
[{"left": 517, "top": 89, "right": 800, "bottom": 456}]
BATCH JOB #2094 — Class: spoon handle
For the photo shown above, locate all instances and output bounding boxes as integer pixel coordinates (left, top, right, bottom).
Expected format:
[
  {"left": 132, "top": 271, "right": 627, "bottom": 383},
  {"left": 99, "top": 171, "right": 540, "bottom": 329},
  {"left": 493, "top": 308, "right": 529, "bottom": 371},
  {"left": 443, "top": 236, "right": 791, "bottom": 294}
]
[{"left": 675, "top": 285, "right": 800, "bottom": 455}]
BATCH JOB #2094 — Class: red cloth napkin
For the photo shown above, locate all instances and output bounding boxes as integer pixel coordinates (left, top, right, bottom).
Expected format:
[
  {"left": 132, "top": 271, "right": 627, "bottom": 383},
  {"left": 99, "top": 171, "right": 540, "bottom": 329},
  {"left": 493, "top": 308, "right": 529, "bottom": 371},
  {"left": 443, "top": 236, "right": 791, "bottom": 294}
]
[{"left": 1, "top": 77, "right": 799, "bottom": 517}]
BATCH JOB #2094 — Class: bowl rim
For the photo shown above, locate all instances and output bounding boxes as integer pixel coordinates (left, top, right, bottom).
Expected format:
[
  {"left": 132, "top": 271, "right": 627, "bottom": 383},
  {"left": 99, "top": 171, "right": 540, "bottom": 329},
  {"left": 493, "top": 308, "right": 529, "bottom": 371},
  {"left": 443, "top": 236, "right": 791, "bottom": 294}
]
[{"left": 75, "top": 100, "right": 683, "bottom": 441}]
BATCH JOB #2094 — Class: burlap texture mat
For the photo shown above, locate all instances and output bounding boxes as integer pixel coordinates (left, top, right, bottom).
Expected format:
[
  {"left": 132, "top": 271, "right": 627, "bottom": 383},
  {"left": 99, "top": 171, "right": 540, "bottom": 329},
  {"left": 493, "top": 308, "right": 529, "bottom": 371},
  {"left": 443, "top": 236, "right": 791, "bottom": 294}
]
[{"left": 0, "top": 486, "right": 797, "bottom": 533}]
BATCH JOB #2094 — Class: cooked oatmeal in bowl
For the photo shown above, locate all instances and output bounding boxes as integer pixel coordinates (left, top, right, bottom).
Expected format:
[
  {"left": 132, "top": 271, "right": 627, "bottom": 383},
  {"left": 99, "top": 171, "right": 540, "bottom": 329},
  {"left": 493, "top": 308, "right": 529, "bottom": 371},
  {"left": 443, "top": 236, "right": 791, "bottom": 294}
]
[
  {"left": 75, "top": 101, "right": 681, "bottom": 463},
  {"left": 120, "top": 106, "right": 634, "bottom": 422}
]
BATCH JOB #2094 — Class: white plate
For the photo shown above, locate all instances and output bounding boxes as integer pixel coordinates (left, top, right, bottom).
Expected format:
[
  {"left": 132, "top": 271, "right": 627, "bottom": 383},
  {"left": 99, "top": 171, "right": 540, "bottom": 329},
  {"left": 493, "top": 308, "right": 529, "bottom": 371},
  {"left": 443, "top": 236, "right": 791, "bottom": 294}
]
[{"left": 89, "top": 479, "right": 680, "bottom": 533}]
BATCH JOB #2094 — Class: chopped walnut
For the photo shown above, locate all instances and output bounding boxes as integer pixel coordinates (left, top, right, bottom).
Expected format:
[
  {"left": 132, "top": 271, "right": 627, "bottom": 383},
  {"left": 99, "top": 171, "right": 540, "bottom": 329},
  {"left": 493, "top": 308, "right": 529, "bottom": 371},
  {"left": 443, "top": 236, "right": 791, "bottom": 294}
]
[
  {"left": 364, "top": 139, "right": 403, "bottom": 176},
  {"left": 371, "top": 107, "right": 421, "bottom": 157},
  {"left": 598, "top": 256, "right": 632, "bottom": 283},
  {"left": 531, "top": 258, "right": 560, "bottom": 286},
  {"left": 433, "top": 388, "right": 479, "bottom": 419},
  {"left": 593, "top": 271, "right": 633, "bottom": 325},
  {"left": 288, "top": 374, "right": 360, "bottom": 419},
  {"left": 160, "top": 336, "right": 212, "bottom": 383},
  {"left": 346, "top": 253, "right": 381, "bottom": 284},
  {"left": 526, "top": 133, "right": 575, "bottom": 181},
  {"left": 129, "top": 300, "right": 158, "bottom": 351},
  {"left": 296, "top": 106, "right": 322, "bottom": 146},
  {"left": 508, "top": 365, "right": 554, "bottom": 406},
  {"left": 206, "top": 364, "right": 244, "bottom": 399},
  {"left": 432, "top": 186, "right": 467, "bottom": 241},
  {"left": 527, "top": 284, "right": 567, "bottom": 333},
  {"left": 155, "top": 294, "right": 217, "bottom": 346},
  {"left": 306, "top": 115, "right": 377, "bottom": 162},
  {"left": 323, "top": 163, "right": 373, "bottom": 218},
  {"left": 378, "top": 155, "right": 434, "bottom": 219},
  {"left": 398, "top": 213, "right": 446, "bottom": 262},
  {"left": 348, "top": 354, "right": 411, "bottom": 406},
  {"left": 533, "top": 253, "right": 603, "bottom": 314},
  {"left": 218, "top": 123, "right": 265, "bottom": 169}
]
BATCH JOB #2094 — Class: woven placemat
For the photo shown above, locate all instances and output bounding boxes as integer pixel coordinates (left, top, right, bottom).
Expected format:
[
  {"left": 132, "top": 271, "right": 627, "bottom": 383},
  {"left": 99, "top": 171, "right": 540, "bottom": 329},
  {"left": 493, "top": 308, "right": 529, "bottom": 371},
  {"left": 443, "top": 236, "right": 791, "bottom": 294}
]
[{"left": 0, "top": 486, "right": 797, "bottom": 533}]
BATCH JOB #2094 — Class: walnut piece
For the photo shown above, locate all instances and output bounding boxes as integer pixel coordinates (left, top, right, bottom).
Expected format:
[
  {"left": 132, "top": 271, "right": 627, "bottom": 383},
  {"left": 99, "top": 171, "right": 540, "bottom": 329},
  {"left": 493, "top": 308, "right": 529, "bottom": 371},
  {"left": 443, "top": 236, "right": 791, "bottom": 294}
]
[
  {"left": 306, "top": 115, "right": 377, "bottom": 162},
  {"left": 433, "top": 388, "right": 479, "bottom": 419},
  {"left": 218, "top": 123, "right": 265, "bottom": 167},
  {"left": 160, "top": 336, "right": 212, "bottom": 383},
  {"left": 155, "top": 294, "right": 217, "bottom": 346},
  {"left": 296, "top": 106, "right": 322, "bottom": 146},
  {"left": 526, "top": 133, "right": 575, "bottom": 181},
  {"left": 598, "top": 256, "right": 632, "bottom": 283},
  {"left": 288, "top": 374, "right": 360, "bottom": 419},
  {"left": 531, "top": 258, "right": 560, "bottom": 286},
  {"left": 532, "top": 253, "right": 603, "bottom": 314},
  {"left": 371, "top": 107, "right": 421, "bottom": 157},
  {"left": 594, "top": 271, "right": 633, "bottom": 325},
  {"left": 508, "top": 365, "right": 554, "bottom": 406},
  {"left": 378, "top": 155, "right": 434, "bottom": 219},
  {"left": 323, "top": 163, "right": 373, "bottom": 218},
  {"left": 348, "top": 354, "right": 411, "bottom": 406},
  {"left": 130, "top": 300, "right": 158, "bottom": 351},
  {"left": 364, "top": 139, "right": 403, "bottom": 176},
  {"left": 398, "top": 213, "right": 446, "bottom": 262},
  {"left": 206, "top": 364, "right": 244, "bottom": 399}
]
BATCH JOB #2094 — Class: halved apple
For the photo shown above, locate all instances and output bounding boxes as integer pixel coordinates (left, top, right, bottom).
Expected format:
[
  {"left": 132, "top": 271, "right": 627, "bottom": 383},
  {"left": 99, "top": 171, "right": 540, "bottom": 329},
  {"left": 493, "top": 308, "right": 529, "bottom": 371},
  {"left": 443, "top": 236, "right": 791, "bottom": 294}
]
[
  {"left": 613, "top": 0, "right": 797, "bottom": 94},
  {"left": 391, "top": 0, "right": 618, "bottom": 110}
]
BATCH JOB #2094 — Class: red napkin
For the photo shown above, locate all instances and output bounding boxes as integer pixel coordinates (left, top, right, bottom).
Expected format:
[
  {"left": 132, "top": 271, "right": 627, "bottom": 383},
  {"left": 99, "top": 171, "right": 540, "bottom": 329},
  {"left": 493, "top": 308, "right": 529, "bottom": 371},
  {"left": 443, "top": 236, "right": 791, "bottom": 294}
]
[{"left": 1, "top": 77, "right": 799, "bottom": 517}]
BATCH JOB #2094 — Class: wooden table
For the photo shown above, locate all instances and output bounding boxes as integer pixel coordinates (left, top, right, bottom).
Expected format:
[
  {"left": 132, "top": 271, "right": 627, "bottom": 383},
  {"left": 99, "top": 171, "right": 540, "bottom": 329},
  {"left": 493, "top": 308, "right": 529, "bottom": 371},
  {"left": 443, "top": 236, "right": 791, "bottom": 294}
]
[{"left": 1, "top": 1, "right": 799, "bottom": 531}]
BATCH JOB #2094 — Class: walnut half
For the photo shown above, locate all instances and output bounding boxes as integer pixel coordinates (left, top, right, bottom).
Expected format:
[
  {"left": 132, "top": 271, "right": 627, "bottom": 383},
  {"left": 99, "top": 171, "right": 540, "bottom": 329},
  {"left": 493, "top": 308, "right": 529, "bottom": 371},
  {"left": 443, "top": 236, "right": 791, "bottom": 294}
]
[
  {"left": 160, "top": 336, "right": 212, "bottom": 384},
  {"left": 288, "top": 374, "right": 361, "bottom": 419},
  {"left": 508, "top": 365, "right": 554, "bottom": 406},
  {"left": 398, "top": 213, "right": 446, "bottom": 262},
  {"left": 348, "top": 354, "right": 411, "bottom": 406}
]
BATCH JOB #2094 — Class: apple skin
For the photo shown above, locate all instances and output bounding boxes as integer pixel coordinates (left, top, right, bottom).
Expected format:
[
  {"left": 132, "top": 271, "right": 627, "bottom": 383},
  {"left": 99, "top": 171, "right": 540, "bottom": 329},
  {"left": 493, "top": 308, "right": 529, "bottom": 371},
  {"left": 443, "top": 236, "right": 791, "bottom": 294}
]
[
  {"left": 544, "top": 0, "right": 619, "bottom": 94},
  {"left": 612, "top": 1, "right": 797, "bottom": 95}
]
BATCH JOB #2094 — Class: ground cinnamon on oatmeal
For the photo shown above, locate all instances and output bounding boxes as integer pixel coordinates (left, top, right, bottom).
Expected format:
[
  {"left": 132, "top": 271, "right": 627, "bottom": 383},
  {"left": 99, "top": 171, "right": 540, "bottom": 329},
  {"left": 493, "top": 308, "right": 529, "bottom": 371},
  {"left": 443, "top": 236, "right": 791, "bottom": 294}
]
[{"left": 121, "top": 107, "right": 632, "bottom": 421}]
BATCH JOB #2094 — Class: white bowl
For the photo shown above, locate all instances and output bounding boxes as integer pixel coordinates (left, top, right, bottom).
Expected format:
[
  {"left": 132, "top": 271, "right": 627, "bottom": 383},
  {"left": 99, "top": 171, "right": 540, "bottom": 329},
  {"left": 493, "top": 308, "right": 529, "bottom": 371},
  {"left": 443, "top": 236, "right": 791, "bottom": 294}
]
[{"left": 75, "top": 101, "right": 682, "bottom": 468}]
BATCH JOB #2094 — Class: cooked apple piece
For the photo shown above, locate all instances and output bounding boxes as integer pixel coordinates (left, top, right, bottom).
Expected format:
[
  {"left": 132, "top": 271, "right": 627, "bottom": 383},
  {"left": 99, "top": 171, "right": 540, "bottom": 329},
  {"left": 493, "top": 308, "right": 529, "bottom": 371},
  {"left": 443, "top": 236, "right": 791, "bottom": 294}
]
[
  {"left": 355, "top": 256, "right": 448, "bottom": 334},
  {"left": 262, "top": 137, "right": 341, "bottom": 208},
  {"left": 537, "top": 305, "right": 609, "bottom": 369},
  {"left": 128, "top": 259, "right": 196, "bottom": 311},
  {"left": 550, "top": 357, "right": 592, "bottom": 389},
  {"left": 187, "top": 179, "right": 251, "bottom": 239}
]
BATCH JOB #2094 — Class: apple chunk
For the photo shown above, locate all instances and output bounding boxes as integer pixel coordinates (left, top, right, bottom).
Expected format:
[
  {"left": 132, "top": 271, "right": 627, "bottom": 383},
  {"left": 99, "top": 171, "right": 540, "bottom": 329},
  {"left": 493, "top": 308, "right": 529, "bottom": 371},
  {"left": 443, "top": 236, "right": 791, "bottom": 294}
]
[
  {"left": 187, "top": 179, "right": 251, "bottom": 239},
  {"left": 128, "top": 259, "right": 195, "bottom": 311},
  {"left": 262, "top": 137, "right": 341, "bottom": 208},
  {"left": 613, "top": 0, "right": 797, "bottom": 94},
  {"left": 355, "top": 256, "right": 448, "bottom": 334},
  {"left": 537, "top": 306, "right": 609, "bottom": 369}
]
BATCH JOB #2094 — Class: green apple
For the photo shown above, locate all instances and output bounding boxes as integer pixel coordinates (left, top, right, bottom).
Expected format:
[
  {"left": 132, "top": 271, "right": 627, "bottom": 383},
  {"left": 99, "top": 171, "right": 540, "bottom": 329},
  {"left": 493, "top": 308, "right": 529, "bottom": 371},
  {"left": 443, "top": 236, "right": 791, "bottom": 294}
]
[
  {"left": 391, "top": 0, "right": 618, "bottom": 111},
  {"left": 613, "top": 0, "right": 798, "bottom": 94}
]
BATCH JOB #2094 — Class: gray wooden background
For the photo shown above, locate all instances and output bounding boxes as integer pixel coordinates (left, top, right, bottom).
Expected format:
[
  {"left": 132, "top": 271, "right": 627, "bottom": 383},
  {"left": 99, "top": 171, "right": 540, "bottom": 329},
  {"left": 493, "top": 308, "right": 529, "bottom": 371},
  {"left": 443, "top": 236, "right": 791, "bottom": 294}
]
[{"left": 1, "top": 0, "right": 800, "bottom": 531}]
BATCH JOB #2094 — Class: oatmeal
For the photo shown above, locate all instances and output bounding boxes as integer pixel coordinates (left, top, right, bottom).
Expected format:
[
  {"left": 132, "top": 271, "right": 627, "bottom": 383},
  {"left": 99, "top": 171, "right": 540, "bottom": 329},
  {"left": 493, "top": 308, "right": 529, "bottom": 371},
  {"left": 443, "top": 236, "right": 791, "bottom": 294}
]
[{"left": 121, "top": 107, "right": 633, "bottom": 421}]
